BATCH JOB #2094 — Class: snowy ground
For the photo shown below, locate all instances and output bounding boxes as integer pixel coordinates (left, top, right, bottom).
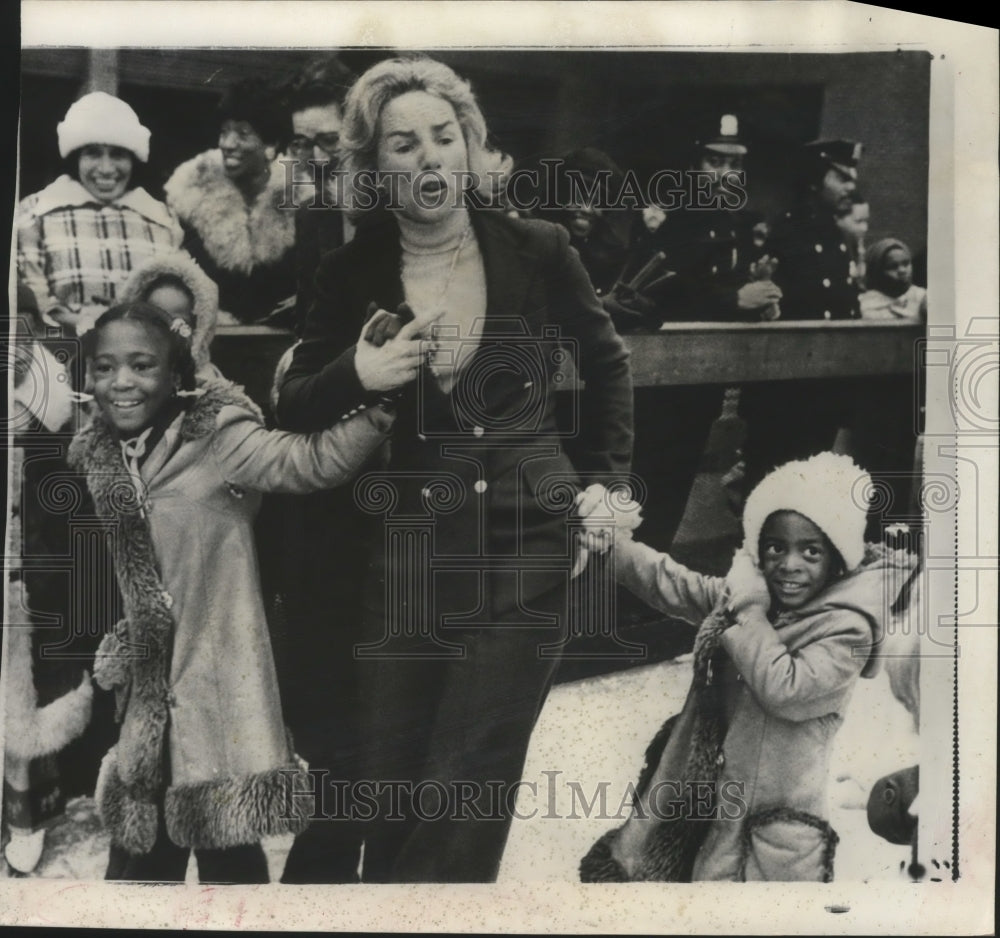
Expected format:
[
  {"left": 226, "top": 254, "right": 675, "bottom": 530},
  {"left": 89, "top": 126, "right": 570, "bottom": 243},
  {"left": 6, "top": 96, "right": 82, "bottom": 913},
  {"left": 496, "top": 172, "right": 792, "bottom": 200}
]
[
  {"left": 3, "top": 652, "right": 916, "bottom": 884},
  {"left": 2, "top": 405, "right": 918, "bottom": 883}
]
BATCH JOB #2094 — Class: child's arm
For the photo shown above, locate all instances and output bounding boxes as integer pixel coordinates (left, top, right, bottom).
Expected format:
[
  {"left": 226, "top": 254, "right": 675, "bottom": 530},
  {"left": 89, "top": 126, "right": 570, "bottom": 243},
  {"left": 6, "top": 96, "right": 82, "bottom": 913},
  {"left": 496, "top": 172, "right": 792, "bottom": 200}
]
[
  {"left": 210, "top": 404, "right": 394, "bottom": 494},
  {"left": 721, "top": 606, "right": 872, "bottom": 722},
  {"left": 615, "top": 538, "right": 725, "bottom": 626}
]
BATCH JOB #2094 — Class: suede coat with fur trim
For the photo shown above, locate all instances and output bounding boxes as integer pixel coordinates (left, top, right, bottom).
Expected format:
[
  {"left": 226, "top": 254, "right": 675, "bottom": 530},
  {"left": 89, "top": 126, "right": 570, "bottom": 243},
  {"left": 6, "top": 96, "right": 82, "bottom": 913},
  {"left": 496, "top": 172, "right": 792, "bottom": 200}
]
[
  {"left": 581, "top": 541, "right": 915, "bottom": 882},
  {"left": 68, "top": 380, "right": 393, "bottom": 854},
  {"left": 164, "top": 150, "right": 304, "bottom": 323}
]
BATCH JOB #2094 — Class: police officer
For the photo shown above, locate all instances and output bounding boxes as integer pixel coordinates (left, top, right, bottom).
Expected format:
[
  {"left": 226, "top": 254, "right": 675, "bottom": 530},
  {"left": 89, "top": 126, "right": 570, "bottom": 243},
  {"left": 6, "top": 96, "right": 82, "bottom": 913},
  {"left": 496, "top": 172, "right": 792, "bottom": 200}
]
[
  {"left": 617, "top": 115, "right": 776, "bottom": 559},
  {"left": 740, "top": 139, "right": 865, "bottom": 493},
  {"left": 767, "top": 139, "right": 864, "bottom": 320},
  {"left": 610, "top": 113, "right": 779, "bottom": 326}
]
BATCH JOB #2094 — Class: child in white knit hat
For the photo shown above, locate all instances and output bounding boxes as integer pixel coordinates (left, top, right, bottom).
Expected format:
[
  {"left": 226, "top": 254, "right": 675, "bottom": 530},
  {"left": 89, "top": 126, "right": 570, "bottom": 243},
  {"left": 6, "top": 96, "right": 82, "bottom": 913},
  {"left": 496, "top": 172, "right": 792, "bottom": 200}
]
[{"left": 577, "top": 451, "right": 916, "bottom": 882}]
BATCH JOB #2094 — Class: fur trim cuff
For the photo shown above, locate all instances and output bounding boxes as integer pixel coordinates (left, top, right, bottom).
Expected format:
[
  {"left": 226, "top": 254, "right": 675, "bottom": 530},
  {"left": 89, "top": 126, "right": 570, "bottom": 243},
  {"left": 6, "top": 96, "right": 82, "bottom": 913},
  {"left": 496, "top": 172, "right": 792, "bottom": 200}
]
[
  {"left": 164, "top": 763, "right": 312, "bottom": 849},
  {"left": 3, "top": 584, "right": 94, "bottom": 760},
  {"left": 96, "top": 747, "right": 160, "bottom": 855}
]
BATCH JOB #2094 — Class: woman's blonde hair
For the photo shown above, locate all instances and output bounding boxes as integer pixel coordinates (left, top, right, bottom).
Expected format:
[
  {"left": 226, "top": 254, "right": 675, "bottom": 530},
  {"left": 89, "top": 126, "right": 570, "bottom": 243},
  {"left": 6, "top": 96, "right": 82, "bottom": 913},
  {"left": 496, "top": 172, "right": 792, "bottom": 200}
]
[{"left": 340, "top": 55, "right": 510, "bottom": 215}]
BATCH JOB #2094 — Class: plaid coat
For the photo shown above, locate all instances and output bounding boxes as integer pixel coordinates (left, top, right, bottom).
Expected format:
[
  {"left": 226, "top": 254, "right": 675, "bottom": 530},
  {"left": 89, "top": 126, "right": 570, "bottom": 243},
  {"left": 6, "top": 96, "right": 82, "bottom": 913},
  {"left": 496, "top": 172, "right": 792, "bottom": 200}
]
[{"left": 16, "top": 176, "right": 183, "bottom": 331}]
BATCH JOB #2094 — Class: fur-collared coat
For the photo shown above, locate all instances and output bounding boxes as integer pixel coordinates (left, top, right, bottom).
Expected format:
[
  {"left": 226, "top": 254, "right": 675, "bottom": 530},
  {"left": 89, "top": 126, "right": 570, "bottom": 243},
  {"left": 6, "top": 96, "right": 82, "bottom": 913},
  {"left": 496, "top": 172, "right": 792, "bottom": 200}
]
[
  {"left": 163, "top": 150, "right": 302, "bottom": 323},
  {"left": 581, "top": 541, "right": 915, "bottom": 882},
  {"left": 67, "top": 381, "right": 393, "bottom": 854}
]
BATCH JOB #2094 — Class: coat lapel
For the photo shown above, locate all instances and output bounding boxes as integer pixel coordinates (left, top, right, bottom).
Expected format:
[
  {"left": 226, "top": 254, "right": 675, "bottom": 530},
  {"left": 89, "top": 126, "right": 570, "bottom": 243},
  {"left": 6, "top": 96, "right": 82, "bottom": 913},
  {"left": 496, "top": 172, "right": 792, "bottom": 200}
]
[{"left": 470, "top": 209, "right": 538, "bottom": 335}]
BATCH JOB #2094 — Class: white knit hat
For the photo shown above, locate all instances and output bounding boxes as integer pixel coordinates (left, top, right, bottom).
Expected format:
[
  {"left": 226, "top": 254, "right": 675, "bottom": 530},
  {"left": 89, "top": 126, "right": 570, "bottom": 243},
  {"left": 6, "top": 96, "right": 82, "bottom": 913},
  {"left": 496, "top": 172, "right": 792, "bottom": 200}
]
[
  {"left": 57, "top": 92, "right": 150, "bottom": 162},
  {"left": 741, "top": 452, "right": 872, "bottom": 571}
]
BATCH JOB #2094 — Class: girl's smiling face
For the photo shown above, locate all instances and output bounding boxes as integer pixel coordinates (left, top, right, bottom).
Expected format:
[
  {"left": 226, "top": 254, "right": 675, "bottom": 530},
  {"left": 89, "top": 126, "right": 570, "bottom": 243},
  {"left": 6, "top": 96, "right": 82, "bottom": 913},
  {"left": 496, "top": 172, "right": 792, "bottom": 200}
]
[
  {"left": 759, "top": 510, "right": 837, "bottom": 611},
  {"left": 91, "top": 319, "right": 177, "bottom": 435}
]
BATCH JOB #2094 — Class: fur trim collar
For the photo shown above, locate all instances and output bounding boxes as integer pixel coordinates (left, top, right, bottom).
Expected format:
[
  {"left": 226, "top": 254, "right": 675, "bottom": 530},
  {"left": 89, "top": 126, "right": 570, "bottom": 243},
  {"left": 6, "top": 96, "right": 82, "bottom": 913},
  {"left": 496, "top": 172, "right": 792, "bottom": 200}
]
[
  {"left": 119, "top": 251, "right": 219, "bottom": 373},
  {"left": 581, "top": 599, "right": 732, "bottom": 882},
  {"left": 164, "top": 150, "right": 303, "bottom": 274}
]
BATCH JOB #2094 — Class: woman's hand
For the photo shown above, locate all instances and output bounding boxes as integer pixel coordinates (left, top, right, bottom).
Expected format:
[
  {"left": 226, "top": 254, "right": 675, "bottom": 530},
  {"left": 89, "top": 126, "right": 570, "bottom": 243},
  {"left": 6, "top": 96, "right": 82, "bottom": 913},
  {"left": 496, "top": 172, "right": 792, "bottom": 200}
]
[
  {"left": 574, "top": 482, "right": 643, "bottom": 546},
  {"left": 354, "top": 304, "right": 443, "bottom": 393}
]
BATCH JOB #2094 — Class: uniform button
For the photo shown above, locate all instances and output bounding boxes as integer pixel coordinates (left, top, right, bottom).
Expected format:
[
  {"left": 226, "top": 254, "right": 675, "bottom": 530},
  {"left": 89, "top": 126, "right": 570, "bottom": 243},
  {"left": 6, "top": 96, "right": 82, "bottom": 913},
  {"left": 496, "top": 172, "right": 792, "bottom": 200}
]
[
  {"left": 472, "top": 425, "right": 485, "bottom": 438},
  {"left": 823, "top": 310, "right": 832, "bottom": 320},
  {"left": 814, "top": 243, "right": 823, "bottom": 253},
  {"left": 822, "top": 278, "right": 831, "bottom": 287},
  {"left": 711, "top": 265, "right": 718, "bottom": 275},
  {"left": 708, "top": 230, "right": 716, "bottom": 239},
  {"left": 474, "top": 479, "right": 488, "bottom": 494},
  {"left": 839, "top": 242, "right": 847, "bottom": 252}
]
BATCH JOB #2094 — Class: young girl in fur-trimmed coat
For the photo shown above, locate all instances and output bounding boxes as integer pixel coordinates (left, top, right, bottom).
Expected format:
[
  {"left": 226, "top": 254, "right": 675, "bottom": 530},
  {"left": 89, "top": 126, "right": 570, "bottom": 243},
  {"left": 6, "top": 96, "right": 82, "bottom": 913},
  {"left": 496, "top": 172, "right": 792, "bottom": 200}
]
[
  {"left": 577, "top": 452, "right": 916, "bottom": 882},
  {"left": 69, "top": 300, "right": 394, "bottom": 882}
]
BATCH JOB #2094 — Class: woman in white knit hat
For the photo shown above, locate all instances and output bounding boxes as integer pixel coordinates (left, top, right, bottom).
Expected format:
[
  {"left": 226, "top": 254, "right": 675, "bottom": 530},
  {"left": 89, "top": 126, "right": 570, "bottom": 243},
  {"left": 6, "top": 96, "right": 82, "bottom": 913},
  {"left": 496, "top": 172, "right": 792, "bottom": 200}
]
[
  {"left": 16, "top": 91, "right": 183, "bottom": 337},
  {"left": 576, "top": 451, "right": 918, "bottom": 882}
]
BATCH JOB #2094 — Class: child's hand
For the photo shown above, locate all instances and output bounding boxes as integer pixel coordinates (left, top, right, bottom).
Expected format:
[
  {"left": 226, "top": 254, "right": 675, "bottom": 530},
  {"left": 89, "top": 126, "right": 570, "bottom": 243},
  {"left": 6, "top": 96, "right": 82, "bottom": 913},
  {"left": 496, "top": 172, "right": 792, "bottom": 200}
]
[{"left": 725, "top": 549, "right": 771, "bottom": 616}]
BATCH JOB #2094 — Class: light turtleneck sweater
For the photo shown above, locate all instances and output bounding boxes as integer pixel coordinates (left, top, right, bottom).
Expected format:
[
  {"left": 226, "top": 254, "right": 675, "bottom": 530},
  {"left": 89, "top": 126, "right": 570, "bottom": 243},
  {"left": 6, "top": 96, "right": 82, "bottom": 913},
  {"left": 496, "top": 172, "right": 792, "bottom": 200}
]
[{"left": 397, "top": 209, "right": 487, "bottom": 394}]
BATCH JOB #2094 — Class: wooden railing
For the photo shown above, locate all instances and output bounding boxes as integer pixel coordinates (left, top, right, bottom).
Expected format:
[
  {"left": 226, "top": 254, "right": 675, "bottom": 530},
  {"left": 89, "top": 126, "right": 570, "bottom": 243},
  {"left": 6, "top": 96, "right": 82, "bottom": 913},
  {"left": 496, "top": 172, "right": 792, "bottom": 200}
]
[{"left": 211, "top": 319, "right": 924, "bottom": 405}]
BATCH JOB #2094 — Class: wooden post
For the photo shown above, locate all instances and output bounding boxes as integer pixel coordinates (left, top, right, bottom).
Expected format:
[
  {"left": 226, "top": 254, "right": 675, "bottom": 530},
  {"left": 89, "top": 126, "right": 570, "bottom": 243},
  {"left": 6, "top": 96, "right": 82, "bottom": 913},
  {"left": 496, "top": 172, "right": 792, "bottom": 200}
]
[{"left": 83, "top": 49, "right": 119, "bottom": 96}]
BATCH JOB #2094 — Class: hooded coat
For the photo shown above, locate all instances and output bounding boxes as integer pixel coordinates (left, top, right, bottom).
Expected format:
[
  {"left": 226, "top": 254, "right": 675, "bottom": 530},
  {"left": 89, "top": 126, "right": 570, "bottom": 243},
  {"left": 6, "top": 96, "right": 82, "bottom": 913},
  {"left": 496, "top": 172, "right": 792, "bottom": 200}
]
[
  {"left": 67, "top": 380, "right": 393, "bottom": 854},
  {"left": 163, "top": 150, "right": 302, "bottom": 323},
  {"left": 118, "top": 250, "right": 222, "bottom": 379},
  {"left": 581, "top": 540, "right": 916, "bottom": 882}
]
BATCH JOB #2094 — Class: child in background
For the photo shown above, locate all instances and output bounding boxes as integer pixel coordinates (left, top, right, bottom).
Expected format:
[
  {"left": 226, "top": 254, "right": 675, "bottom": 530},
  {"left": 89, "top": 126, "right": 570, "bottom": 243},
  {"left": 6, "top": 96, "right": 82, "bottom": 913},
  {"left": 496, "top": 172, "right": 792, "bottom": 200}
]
[
  {"left": 120, "top": 251, "right": 226, "bottom": 381},
  {"left": 70, "top": 301, "right": 394, "bottom": 882},
  {"left": 578, "top": 452, "right": 914, "bottom": 882},
  {"left": 859, "top": 238, "right": 927, "bottom": 320},
  {"left": 4, "top": 285, "right": 95, "bottom": 874}
]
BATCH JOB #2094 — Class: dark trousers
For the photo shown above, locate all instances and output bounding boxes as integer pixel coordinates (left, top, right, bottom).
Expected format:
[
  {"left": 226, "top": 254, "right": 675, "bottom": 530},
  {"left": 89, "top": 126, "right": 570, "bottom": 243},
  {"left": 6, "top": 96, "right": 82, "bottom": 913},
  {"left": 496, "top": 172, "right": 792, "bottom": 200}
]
[
  {"left": 631, "top": 386, "right": 726, "bottom": 551},
  {"left": 355, "top": 584, "right": 566, "bottom": 883},
  {"left": 105, "top": 812, "right": 269, "bottom": 884}
]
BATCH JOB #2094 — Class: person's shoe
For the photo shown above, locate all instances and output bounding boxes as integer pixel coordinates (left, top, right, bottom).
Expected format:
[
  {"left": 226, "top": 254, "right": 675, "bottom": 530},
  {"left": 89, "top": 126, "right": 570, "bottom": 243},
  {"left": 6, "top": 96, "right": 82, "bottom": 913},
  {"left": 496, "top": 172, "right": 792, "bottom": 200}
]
[{"left": 4, "top": 827, "right": 45, "bottom": 873}]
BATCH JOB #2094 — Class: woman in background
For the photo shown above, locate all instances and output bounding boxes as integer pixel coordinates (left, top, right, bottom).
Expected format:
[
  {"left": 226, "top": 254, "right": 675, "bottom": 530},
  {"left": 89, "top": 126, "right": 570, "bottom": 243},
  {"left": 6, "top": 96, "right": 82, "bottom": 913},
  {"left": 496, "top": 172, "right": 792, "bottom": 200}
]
[
  {"left": 16, "top": 92, "right": 182, "bottom": 337},
  {"left": 164, "top": 78, "right": 299, "bottom": 323}
]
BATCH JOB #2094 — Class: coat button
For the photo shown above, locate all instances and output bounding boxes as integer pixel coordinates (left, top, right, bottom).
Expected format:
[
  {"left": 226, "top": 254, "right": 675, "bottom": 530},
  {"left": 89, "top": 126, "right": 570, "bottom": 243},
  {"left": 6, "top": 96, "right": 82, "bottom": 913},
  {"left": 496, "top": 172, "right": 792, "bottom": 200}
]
[
  {"left": 814, "top": 243, "right": 823, "bottom": 253},
  {"left": 709, "top": 230, "right": 716, "bottom": 238},
  {"left": 823, "top": 310, "right": 832, "bottom": 320},
  {"left": 474, "top": 479, "right": 488, "bottom": 494},
  {"left": 711, "top": 265, "right": 718, "bottom": 275},
  {"left": 472, "top": 426, "right": 485, "bottom": 438},
  {"left": 839, "top": 242, "right": 847, "bottom": 252},
  {"left": 822, "top": 278, "right": 831, "bottom": 287}
]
